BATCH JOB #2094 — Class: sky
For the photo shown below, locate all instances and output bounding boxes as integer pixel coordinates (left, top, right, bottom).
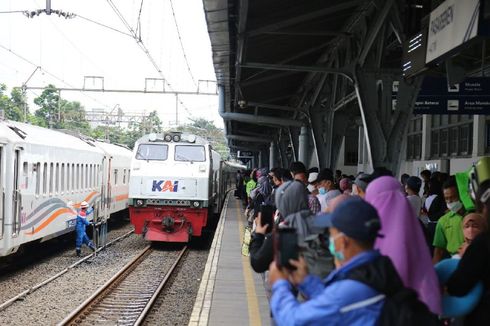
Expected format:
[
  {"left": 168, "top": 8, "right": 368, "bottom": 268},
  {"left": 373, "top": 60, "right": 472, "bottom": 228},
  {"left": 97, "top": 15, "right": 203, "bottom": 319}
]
[{"left": 0, "top": 0, "right": 222, "bottom": 128}]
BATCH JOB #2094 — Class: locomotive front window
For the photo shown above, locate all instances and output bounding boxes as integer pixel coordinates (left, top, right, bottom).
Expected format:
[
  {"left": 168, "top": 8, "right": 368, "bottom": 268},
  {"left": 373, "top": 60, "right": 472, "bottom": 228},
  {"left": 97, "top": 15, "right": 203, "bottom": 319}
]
[
  {"left": 174, "top": 145, "right": 206, "bottom": 162},
  {"left": 136, "top": 144, "right": 168, "bottom": 161}
]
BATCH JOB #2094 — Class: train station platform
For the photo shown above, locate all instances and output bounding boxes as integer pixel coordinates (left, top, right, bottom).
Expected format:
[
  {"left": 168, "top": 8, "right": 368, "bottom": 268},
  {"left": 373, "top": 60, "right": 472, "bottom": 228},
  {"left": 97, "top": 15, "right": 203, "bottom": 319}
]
[{"left": 189, "top": 193, "right": 271, "bottom": 326}]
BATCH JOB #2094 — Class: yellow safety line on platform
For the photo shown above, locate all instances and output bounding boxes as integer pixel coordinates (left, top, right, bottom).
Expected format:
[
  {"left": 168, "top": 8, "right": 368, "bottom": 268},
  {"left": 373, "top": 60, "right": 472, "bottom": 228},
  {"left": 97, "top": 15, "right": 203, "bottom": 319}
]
[{"left": 236, "top": 201, "right": 262, "bottom": 326}]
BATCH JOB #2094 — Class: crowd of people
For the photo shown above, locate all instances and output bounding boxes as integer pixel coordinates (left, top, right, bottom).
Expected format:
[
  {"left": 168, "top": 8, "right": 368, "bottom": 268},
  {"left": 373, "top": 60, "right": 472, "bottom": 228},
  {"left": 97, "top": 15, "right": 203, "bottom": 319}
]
[{"left": 234, "top": 159, "right": 490, "bottom": 325}]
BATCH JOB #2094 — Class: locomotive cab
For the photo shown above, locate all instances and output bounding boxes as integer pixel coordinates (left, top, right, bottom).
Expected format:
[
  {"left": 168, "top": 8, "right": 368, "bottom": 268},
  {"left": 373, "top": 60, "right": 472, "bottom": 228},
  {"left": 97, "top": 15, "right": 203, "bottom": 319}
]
[{"left": 128, "top": 132, "right": 217, "bottom": 242}]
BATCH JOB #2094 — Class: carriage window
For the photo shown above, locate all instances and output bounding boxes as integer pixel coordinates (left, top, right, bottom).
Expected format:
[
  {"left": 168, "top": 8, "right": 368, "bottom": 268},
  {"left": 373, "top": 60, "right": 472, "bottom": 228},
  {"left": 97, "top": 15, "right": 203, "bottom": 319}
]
[
  {"left": 43, "top": 163, "right": 47, "bottom": 195},
  {"left": 123, "top": 169, "right": 126, "bottom": 184},
  {"left": 55, "top": 163, "right": 59, "bottom": 193},
  {"left": 89, "top": 165, "right": 93, "bottom": 188},
  {"left": 49, "top": 163, "right": 54, "bottom": 195},
  {"left": 175, "top": 145, "right": 206, "bottom": 162},
  {"left": 85, "top": 164, "right": 89, "bottom": 189},
  {"left": 136, "top": 144, "right": 168, "bottom": 161},
  {"left": 71, "top": 164, "right": 75, "bottom": 191},
  {"left": 23, "top": 162, "right": 28, "bottom": 189},
  {"left": 114, "top": 169, "right": 118, "bottom": 185},
  {"left": 76, "top": 164, "right": 80, "bottom": 190},
  {"left": 61, "top": 163, "right": 65, "bottom": 193},
  {"left": 35, "top": 163, "right": 41, "bottom": 195}
]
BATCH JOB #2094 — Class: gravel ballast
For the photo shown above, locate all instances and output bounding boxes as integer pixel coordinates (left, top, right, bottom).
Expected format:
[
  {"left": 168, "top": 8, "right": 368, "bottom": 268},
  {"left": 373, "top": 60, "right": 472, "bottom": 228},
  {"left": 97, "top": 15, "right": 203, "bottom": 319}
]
[{"left": 0, "top": 220, "right": 133, "bottom": 304}]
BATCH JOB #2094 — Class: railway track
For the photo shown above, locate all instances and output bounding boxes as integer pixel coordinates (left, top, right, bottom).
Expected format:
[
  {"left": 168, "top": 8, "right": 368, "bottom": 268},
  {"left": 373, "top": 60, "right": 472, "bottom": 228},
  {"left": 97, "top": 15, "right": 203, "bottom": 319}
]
[{"left": 58, "top": 245, "right": 187, "bottom": 326}]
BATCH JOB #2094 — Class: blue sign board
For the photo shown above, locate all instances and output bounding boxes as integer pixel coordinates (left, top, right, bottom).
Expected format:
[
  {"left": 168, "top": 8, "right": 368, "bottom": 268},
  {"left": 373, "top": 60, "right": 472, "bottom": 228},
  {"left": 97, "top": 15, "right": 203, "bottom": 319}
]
[{"left": 412, "top": 77, "right": 490, "bottom": 114}]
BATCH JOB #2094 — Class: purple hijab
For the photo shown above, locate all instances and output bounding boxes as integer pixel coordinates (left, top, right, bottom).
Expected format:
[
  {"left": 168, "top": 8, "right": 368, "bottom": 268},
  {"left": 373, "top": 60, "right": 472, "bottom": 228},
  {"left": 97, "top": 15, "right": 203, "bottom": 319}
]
[{"left": 365, "top": 176, "right": 442, "bottom": 314}]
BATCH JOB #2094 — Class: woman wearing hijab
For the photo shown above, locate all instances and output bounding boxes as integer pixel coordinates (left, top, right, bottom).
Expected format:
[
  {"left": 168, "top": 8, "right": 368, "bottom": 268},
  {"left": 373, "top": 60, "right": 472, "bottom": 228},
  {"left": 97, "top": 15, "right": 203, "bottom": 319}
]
[
  {"left": 249, "top": 180, "right": 320, "bottom": 273},
  {"left": 365, "top": 176, "right": 442, "bottom": 315}
]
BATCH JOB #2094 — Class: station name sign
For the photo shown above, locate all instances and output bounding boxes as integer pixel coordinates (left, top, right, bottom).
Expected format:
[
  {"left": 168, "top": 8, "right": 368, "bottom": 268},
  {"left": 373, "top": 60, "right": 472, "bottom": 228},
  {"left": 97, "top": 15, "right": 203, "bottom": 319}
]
[
  {"left": 426, "top": 0, "right": 480, "bottom": 63},
  {"left": 237, "top": 150, "right": 254, "bottom": 158},
  {"left": 413, "top": 77, "right": 490, "bottom": 114}
]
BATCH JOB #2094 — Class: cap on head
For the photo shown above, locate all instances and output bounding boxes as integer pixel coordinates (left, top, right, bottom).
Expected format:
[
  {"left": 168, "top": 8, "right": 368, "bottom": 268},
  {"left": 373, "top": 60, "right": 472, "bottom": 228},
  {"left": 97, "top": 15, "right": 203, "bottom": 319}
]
[
  {"left": 80, "top": 201, "right": 89, "bottom": 208},
  {"left": 314, "top": 198, "right": 381, "bottom": 242},
  {"left": 308, "top": 172, "right": 319, "bottom": 184}
]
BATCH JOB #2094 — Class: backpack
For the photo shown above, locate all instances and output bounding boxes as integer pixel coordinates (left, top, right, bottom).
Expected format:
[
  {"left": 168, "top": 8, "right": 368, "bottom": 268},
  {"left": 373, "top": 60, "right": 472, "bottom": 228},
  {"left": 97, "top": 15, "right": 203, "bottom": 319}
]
[
  {"left": 376, "top": 287, "right": 440, "bottom": 326},
  {"left": 302, "top": 234, "right": 335, "bottom": 279},
  {"left": 342, "top": 257, "right": 440, "bottom": 326}
]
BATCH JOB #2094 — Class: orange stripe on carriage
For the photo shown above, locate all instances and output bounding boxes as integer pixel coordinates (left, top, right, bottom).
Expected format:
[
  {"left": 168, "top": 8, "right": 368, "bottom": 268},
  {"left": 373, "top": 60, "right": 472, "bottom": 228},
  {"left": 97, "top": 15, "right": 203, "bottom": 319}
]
[
  {"left": 115, "top": 194, "right": 129, "bottom": 202},
  {"left": 25, "top": 207, "right": 76, "bottom": 235},
  {"left": 72, "top": 191, "right": 98, "bottom": 209}
]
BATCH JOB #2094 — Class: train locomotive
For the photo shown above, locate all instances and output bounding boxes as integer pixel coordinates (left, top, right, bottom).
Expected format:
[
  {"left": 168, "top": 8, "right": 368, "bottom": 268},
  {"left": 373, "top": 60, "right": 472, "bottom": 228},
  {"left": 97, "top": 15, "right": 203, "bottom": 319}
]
[
  {"left": 128, "top": 132, "right": 242, "bottom": 242},
  {"left": 0, "top": 120, "right": 132, "bottom": 257}
]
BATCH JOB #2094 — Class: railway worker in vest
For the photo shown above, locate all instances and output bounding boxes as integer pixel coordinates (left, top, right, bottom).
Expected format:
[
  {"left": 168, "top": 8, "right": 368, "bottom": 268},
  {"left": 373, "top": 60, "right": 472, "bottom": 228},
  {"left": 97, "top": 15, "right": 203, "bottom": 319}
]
[{"left": 75, "top": 201, "right": 96, "bottom": 257}]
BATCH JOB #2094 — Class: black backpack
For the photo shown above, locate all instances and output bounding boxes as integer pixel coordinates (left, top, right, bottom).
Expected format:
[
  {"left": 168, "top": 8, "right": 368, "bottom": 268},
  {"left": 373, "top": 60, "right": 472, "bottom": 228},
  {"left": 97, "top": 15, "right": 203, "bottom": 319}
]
[
  {"left": 339, "top": 255, "right": 441, "bottom": 326},
  {"left": 376, "top": 287, "right": 440, "bottom": 326}
]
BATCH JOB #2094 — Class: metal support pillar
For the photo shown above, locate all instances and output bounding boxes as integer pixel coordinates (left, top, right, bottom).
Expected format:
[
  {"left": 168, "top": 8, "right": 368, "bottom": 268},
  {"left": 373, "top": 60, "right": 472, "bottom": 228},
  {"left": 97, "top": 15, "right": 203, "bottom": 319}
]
[
  {"left": 309, "top": 106, "right": 329, "bottom": 169},
  {"left": 353, "top": 69, "right": 422, "bottom": 173},
  {"left": 269, "top": 142, "right": 277, "bottom": 169},
  {"left": 298, "top": 126, "right": 309, "bottom": 165},
  {"left": 289, "top": 127, "right": 299, "bottom": 162},
  {"left": 330, "top": 113, "right": 350, "bottom": 170}
]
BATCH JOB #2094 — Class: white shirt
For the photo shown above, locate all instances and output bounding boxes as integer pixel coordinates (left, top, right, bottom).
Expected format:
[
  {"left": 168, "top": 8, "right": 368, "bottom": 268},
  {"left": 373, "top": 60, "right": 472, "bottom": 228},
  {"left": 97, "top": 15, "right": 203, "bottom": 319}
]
[{"left": 407, "top": 195, "right": 422, "bottom": 218}]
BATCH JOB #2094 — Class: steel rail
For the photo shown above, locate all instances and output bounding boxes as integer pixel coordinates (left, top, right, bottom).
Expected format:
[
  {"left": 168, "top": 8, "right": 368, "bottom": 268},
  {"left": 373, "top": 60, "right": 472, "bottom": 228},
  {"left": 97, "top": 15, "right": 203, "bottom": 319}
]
[
  {"left": 0, "top": 229, "right": 134, "bottom": 312},
  {"left": 58, "top": 245, "right": 187, "bottom": 325},
  {"left": 134, "top": 246, "right": 188, "bottom": 325}
]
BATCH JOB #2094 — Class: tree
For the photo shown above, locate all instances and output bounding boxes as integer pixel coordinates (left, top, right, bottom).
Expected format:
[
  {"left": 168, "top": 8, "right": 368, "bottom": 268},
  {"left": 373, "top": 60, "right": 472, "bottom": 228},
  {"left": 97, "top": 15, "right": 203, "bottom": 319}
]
[
  {"left": 61, "top": 100, "right": 91, "bottom": 134},
  {"left": 174, "top": 118, "right": 229, "bottom": 158},
  {"left": 33, "top": 84, "right": 60, "bottom": 128},
  {"left": 0, "top": 84, "right": 26, "bottom": 121}
]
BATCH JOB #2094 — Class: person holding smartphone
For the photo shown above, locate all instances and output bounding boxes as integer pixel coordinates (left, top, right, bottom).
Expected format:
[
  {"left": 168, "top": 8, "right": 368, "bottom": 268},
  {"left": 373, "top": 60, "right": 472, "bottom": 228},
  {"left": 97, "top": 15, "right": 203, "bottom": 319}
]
[{"left": 268, "top": 198, "right": 399, "bottom": 325}]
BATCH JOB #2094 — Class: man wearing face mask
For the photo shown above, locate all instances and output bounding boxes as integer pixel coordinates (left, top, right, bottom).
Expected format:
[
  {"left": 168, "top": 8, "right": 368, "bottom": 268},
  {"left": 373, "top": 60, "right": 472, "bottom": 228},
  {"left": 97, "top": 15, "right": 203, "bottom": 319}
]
[
  {"left": 314, "top": 169, "right": 341, "bottom": 212},
  {"left": 268, "top": 198, "right": 403, "bottom": 325},
  {"left": 433, "top": 176, "right": 466, "bottom": 264}
]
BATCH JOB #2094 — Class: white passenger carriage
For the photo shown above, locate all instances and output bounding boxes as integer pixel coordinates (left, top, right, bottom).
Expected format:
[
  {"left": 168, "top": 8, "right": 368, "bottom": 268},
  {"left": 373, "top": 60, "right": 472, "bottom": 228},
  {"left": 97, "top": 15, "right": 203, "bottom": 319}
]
[
  {"left": 129, "top": 132, "right": 243, "bottom": 242},
  {"left": 0, "top": 120, "right": 132, "bottom": 257}
]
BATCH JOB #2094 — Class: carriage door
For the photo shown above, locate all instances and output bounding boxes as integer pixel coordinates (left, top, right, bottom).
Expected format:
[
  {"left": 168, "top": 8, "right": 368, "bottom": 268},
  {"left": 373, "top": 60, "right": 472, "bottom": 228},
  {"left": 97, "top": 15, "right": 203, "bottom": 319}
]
[
  {"left": 12, "top": 148, "right": 21, "bottom": 236},
  {"left": 0, "top": 146, "right": 4, "bottom": 239}
]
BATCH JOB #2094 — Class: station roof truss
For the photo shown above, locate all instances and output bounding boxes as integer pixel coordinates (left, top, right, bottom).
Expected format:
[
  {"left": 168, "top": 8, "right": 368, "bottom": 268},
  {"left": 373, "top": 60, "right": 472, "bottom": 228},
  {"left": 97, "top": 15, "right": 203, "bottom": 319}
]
[{"left": 203, "top": 0, "right": 490, "bottom": 155}]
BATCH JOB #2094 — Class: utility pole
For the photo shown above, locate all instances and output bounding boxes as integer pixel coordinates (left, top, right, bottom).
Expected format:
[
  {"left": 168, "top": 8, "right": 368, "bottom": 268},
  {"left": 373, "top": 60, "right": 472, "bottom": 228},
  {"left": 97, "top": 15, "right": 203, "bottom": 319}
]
[
  {"left": 175, "top": 94, "right": 179, "bottom": 125},
  {"left": 22, "top": 66, "right": 41, "bottom": 122}
]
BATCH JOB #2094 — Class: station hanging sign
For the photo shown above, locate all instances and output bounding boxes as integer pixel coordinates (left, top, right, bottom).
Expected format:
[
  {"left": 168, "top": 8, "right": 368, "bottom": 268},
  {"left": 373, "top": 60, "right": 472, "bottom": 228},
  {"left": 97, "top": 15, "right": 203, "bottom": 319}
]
[
  {"left": 413, "top": 77, "right": 490, "bottom": 114},
  {"left": 426, "top": 0, "right": 480, "bottom": 64},
  {"left": 237, "top": 150, "right": 254, "bottom": 158}
]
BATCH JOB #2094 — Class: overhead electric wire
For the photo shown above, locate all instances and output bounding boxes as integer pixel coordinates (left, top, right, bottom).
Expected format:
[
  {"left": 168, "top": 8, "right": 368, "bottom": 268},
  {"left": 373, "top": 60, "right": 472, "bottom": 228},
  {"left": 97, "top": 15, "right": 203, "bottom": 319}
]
[
  {"left": 104, "top": 0, "right": 195, "bottom": 118},
  {"left": 169, "top": 0, "right": 197, "bottom": 87},
  {"left": 0, "top": 43, "right": 112, "bottom": 110},
  {"left": 75, "top": 14, "right": 133, "bottom": 38}
]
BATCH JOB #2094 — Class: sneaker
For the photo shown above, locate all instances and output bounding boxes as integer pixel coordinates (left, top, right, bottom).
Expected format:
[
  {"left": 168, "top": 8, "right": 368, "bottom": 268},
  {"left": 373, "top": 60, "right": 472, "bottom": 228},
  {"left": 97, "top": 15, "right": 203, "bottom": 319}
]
[{"left": 76, "top": 249, "right": 81, "bottom": 257}]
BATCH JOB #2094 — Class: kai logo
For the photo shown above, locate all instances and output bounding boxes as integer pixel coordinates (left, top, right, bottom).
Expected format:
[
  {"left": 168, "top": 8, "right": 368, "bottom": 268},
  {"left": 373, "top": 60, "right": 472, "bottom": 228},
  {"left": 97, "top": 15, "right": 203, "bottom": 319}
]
[{"left": 152, "top": 180, "right": 179, "bottom": 192}]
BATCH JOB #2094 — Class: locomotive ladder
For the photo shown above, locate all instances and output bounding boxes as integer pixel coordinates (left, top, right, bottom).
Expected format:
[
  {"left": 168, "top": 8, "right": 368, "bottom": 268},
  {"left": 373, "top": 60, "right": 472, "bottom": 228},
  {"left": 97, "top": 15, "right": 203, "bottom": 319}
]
[{"left": 58, "top": 245, "right": 187, "bottom": 326}]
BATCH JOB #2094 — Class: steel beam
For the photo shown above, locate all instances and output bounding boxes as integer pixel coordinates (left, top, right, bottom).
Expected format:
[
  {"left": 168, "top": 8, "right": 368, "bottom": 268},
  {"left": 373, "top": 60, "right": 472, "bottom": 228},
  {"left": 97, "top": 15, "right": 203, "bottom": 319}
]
[
  {"left": 333, "top": 91, "right": 357, "bottom": 112},
  {"left": 358, "top": 0, "right": 394, "bottom": 66},
  {"left": 220, "top": 112, "right": 303, "bottom": 127},
  {"left": 246, "top": 1, "right": 363, "bottom": 37},
  {"left": 227, "top": 134, "right": 273, "bottom": 143},
  {"left": 241, "top": 62, "right": 353, "bottom": 81},
  {"left": 247, "top": 101, "right": 306, "bottom": 113},
  {"left": 24, "top": 86, "right": 217, "bottom": 96},
  {"left": 263, "top": 31, "right": 351, "bottom": 37}
]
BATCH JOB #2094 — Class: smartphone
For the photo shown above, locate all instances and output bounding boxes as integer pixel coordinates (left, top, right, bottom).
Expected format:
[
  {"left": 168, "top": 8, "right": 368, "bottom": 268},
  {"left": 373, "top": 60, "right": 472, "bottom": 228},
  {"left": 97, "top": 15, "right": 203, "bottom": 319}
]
[
  {"left": 274, "top": 227, "right": 298, "bottom": 270},
  {"left": 260, "top": 204, "right": 274, "bottom": 233}
]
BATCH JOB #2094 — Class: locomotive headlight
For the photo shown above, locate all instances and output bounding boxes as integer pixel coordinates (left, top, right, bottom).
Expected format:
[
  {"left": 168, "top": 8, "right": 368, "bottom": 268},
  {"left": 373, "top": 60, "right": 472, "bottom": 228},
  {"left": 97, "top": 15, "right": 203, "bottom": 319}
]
[
  {"left": 136, "top": 199, "right": 144, "bottom": 207},
  {"left": 193, "top": 201, "right": 200, "bottom": 208},
  {"left": 172, "top": 134, "right": 181, "bottom": 142},
  {"left": 164, "top": 134, "right": 172, "bottom": 142}
]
